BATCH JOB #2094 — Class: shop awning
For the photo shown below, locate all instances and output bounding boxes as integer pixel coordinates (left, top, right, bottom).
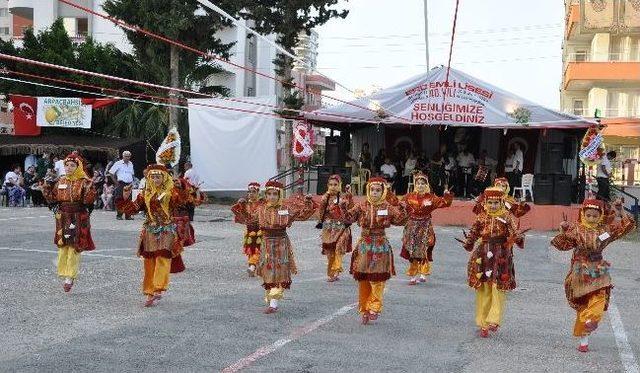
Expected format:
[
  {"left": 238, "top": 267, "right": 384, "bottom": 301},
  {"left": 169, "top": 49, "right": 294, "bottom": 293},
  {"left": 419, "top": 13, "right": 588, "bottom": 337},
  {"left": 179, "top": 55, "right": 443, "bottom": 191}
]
[{"left": 306, "top": 66, "right": 597, "bottom": 129}]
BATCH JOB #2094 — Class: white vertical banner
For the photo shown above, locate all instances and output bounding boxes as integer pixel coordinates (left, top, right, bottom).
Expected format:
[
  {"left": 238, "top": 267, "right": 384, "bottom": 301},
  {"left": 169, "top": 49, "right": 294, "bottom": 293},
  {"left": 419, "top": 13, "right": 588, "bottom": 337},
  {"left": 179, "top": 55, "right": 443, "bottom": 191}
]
[{"left": 188, "top": 96, "right": 279, "bottom": 191}]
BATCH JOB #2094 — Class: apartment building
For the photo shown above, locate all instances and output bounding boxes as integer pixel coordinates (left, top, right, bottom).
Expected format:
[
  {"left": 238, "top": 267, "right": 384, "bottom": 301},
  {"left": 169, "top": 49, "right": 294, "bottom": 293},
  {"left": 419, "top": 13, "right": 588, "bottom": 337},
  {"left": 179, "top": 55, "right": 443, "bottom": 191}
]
[{"left": 562, "top": 0, "right": 640, "bottom": 185}]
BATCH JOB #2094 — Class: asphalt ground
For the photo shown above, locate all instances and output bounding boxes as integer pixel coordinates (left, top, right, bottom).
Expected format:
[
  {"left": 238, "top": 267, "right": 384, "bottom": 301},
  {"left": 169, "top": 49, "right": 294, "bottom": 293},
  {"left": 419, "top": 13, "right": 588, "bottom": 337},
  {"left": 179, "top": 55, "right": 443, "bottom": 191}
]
[{"left": 0, "top": 205, "right": 639, "bottom": 373}]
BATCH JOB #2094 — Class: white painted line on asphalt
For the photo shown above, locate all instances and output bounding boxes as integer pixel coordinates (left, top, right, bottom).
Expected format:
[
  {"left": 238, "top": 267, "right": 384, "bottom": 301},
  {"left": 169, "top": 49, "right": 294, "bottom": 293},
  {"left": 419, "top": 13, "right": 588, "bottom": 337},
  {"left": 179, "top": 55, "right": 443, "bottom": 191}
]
[
  {"left": 609, "top": 301, "right": 640, "bottom": 373},
  {"left": 0, "top": 215, "right": 50, "bottom": 221},
  {"left": 222, "top": 302, "right": 357, "bottom": 373},
  {"left": 0, "top": 247, "right": 137, "bottom": 260}
]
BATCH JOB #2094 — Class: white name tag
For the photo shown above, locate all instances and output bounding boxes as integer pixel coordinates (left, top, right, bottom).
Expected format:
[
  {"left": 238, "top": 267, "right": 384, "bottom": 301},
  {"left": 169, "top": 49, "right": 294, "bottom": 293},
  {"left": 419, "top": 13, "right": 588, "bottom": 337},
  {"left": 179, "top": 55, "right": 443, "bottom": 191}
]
[
  {"left": 278, "top": 210, "right": 289, "bottom": 216},
  {"left": 157, "top": 192, "right": 166, "bottom": 201},
  {"left": 496, "top": 217, "right": 507, "bottom": 224},
  {"left": 58, "top": 184, "right": 68, "bottom": 189},
  {"left": 505, "top": 202, "right": 512, "bottom": 209},
  {"left": 598, "top": 232, "right": 610, "bottom": 241},
  {"left": 423, "top": 200, "right": 432, "bottom": 206},
  {"left": 377, "top": 209, "right": 388, "bottom": 216},
  {"left": 333, "top": 198, "right": 339, "bottom": 204}
]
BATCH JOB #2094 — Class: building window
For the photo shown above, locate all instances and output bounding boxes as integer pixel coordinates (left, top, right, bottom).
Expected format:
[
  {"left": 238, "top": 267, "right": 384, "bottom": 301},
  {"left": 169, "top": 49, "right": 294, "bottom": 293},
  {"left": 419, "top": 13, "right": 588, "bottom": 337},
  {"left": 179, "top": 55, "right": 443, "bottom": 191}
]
[
  {"left": 63, "top": 17, "right": 89, "bottom": 37},
  {"left": 0, "top": 27, "right": 9, "bottom": 35},
  {"left": 572, "top": 100, "right": 585, "bottom": 116},
  {"left": 77, "top": 18, "right": 88, "bottom": 36},
  {"left": 0, "top": 8, "right": 8, "bottom": 17},
  {"left": 247, "top": 87, "right": 255, "bottom": 97},
  {"left": 574, "top": 50, "right": 587, "bottom": 62}
]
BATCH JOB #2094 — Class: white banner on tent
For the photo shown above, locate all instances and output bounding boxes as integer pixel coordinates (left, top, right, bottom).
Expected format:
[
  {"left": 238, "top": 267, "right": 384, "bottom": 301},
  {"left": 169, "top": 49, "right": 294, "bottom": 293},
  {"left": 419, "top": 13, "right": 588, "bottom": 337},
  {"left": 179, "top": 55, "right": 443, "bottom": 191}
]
[
  {"left": 306, "top": 66, "right": 595, "bottom": 129},
  {"left": 36, "top": 97, "right": 92, "bottom": 128},
  {"left": 188, "top": 96, "right": 278, "bottom": 191}
]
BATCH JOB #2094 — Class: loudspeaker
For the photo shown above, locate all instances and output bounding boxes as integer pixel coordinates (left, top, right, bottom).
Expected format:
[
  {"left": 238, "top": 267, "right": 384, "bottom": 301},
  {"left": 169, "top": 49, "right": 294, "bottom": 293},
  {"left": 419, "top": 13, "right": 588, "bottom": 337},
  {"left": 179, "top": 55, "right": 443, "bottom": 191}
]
[
  {"left": 533, "top": 173, "right": 554, "bottom": 205},
  {"left": 324, "top": 136, "right": 347, "bottom": 166},
  {"left": 553, "top": 174, "right": 572, "bottom": 206},
  {"left": 317, "top": 166, "right": 334, "bottom": 195},
  {"left": 563, "top": 137, "right": 576, "bottom": 159},
  {"left": 540, "top": 143, "right": 564, "bottom": 174}
]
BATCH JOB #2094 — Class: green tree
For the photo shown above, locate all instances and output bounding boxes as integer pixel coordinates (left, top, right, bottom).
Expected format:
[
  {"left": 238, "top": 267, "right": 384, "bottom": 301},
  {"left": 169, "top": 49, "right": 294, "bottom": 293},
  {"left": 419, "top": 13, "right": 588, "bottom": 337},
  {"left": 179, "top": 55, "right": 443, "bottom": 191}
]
[
  {"left": 0, "top": 19, "right": 140, "bottom": 136},
  {"left": 102, "top": 0, "right": 245, "bottom": 149}
]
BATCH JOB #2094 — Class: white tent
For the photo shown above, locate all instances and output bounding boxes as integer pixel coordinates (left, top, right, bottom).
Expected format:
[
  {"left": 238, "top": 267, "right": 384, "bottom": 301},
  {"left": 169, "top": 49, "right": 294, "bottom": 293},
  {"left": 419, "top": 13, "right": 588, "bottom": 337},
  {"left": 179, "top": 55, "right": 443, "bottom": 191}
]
[{"left": 306, "top": 66, "right": 596, "bottom": 129}]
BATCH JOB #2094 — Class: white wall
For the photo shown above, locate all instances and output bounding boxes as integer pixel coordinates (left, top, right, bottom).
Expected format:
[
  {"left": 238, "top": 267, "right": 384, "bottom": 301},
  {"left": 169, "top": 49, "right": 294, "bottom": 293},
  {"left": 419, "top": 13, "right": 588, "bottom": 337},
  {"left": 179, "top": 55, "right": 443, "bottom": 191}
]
[
  {"left": 33, "top": 0, "right": 56, "bottom": 34},
  {"left": 90, "top": 0, "right": 132, "bottom": 53}
]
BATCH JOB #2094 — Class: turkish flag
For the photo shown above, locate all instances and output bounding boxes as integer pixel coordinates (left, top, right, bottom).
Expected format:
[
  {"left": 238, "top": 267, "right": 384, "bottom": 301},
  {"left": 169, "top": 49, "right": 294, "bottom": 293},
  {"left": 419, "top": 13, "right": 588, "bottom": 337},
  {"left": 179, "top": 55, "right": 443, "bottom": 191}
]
[
  {"left": 81, "top": 98, "right": 119, "bottom": 110},
  {"left": 10, "top": 95, "right": 40, "bottom": 136}
]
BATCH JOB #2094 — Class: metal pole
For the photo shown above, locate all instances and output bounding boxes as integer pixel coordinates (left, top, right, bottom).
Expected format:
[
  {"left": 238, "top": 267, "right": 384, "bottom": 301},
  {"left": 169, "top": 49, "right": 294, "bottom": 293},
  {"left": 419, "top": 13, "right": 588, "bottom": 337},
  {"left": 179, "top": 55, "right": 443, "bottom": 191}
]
[{"left": 424, "top": 0, "right": 429, "bottom": 71}]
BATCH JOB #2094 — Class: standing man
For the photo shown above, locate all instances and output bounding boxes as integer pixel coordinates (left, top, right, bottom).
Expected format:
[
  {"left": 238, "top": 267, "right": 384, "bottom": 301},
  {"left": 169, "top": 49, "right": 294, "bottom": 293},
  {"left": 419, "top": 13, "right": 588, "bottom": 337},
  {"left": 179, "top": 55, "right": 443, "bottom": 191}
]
[
  {"left": 109, "top": 150, "right": 135, "bottom": 220},
  {"left": 456, "top": 148, "right": 476, "bottom": 198},
  {"left": 183, "top": 161, "right": 200, "bottom": 221},
  {"left": 512, "top": 143, "right": 524, "bottom": 188},
  {"left": 596, "top": 151, "right": 616, "bottom": 201},
  {"left": 53, "top": 155, "right": 66, "bottom": 178}
]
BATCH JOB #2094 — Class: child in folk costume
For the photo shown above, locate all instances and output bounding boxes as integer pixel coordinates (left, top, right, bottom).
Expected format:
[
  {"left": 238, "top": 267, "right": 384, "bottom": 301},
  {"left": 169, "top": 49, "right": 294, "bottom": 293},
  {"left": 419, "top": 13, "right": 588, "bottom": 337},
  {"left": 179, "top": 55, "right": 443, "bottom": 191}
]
[
  {"left": 550, "top": 198, "right": 634, "bottom": 352},
  {"left": 117, "top": 164, "right": 192, "bottom": 307},
  {"left": 42, "top": 153, "right": 96, "bottom": 292},
  {"left": 400, "top": 172, "right": 453, "bottom": 285},
  {"left": 231, "top": 181, "right": 315, "bottom": 313},
  {"left": 316, "top": 174, "right": 354, "bottom": 282},
  {"left": 169, "top": 177, "right": 201, "bottom": 273},
  {"left": 231, "top": 182, "right": 264, "bottom": 277},
  {"left": 472, "top": 177, "right": 530, "bottom": 218},
  {"left": 340, "top": 177, "right": 408, "bottom": 325},
  {"left": 461, "top": 187, "right": 525, "bottom": 338}
]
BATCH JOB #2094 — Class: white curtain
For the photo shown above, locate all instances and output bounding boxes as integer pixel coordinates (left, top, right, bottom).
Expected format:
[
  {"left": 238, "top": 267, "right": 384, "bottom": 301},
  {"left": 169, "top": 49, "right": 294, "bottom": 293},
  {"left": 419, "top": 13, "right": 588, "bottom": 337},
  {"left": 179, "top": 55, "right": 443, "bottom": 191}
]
[{"left": 188, "top": 96, "right": 278, "bottom": 191}]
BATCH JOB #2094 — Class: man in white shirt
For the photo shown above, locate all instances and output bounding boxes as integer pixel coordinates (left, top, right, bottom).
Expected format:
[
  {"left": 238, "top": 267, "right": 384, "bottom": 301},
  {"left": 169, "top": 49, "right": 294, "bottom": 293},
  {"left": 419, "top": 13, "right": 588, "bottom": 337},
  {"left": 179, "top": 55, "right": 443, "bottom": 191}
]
[
  {"left": 183, "top": 161, "right": 200, "bottom": 187},
  {"left": 54, "top": 156, "right": 66, "bottom": 177},
  {"left": 108, "top": 150, "right": 135, "bottom": 220},
  {"left": 183, "top": 161, "right": 200, "bottom": 221},
  {"left": 456, "top": 149, "right": 476, "bottom": 198},
  {"left": 380, "top": 158, "right": 398, "bottom": 191},
  {"left": 596, "top": 151, "right": 615, "bottom": 201}
]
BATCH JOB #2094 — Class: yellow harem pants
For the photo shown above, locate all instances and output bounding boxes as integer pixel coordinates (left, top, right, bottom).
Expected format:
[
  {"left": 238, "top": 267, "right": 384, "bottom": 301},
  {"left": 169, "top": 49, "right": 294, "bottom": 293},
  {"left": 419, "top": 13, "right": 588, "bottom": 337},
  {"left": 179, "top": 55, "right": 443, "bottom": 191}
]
[
  {"left": 573, "top": 289, "right": 609, "bottom": 337},
  {"left": 264, "top": 286, "right": 285, "bottom": 304},
  {"left": 326, "top": 251, "right": 343, "bottom": 277},
  {"left": 143, "top": 257, "right": 171, "bottom": 296},
  {"left": 475, "top": 283, "right": 506, "bottom": 328},
  {"left": 247, "top": 252, "right": 260, "bottom": 266},
  {"left": 57, "top": 246, "right": 81, "bottom": 279},
  {"left": 406, "top": 261, "right": 431, "bottom": 276},
  {"left": 358, "top": 281, "right": 385, "bottom": 314}
]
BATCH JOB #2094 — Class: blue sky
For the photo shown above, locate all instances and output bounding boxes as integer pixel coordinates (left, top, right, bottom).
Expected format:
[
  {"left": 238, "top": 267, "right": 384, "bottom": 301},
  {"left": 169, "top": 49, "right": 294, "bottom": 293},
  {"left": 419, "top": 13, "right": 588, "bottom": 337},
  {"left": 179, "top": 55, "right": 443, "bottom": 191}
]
[{"left": 315, "top": 0, "right": 564, "bottom": 109}]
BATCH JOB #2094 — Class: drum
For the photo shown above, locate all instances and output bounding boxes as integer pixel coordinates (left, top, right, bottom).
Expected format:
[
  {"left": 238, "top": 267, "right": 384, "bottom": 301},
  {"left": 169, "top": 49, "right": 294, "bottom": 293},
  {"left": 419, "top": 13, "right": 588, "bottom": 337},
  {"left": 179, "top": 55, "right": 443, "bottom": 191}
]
[{"left": 475, "top": 166, "right": 489, "bottom": 182}]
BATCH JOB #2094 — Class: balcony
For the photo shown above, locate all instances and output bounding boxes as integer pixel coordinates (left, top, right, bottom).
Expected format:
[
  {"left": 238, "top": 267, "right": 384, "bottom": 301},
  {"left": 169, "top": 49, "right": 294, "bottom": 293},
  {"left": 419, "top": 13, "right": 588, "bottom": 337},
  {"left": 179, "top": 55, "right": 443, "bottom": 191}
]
[
  {"left": 8, "top": 0, "right": 34, "bottom": 10},
  {"left": 305, "top": 74, "right": 335, "bottom": 92},
  {"left": 565, "top": 3, "right": 579, "bottom": 40},
  {"left": 563, "top": 57, "right": 640, "bottom": 90},
  {"left": 565, "top": 108, "right": 640, "bottom": 118}
]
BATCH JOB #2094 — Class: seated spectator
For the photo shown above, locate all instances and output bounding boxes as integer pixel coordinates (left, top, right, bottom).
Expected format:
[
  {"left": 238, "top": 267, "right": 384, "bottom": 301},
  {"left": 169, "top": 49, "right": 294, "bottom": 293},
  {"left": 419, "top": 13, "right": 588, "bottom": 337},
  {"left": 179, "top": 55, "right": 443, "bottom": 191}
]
[
  {"left": 4, "top": 164, "right": 26, "bottom": 207},
  {"left": 380, "top": 157, "right": 398, "bottom": 191}
]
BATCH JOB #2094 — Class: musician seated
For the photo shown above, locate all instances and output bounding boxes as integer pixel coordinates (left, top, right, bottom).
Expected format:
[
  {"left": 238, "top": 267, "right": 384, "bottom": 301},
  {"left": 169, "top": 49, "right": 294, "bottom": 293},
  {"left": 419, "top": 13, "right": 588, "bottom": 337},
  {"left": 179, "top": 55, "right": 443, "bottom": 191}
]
[{"left": 380, "top": 158, "right": 397, "bottom": 191}]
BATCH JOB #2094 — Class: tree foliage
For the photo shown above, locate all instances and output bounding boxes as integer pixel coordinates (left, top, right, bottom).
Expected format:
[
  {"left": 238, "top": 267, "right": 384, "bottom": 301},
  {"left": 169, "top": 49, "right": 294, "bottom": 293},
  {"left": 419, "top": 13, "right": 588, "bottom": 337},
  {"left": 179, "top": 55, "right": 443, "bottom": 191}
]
[{"left": 0, "top": 19, "right": 139, "bottom": 136}]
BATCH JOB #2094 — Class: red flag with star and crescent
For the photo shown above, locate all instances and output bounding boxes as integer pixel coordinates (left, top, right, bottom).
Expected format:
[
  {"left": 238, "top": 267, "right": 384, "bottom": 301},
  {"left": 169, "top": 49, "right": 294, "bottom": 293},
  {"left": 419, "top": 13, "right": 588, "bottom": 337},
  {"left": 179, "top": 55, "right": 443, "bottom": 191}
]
[{"left": 10, "top": 95, "right": 40, "bottom": 136}]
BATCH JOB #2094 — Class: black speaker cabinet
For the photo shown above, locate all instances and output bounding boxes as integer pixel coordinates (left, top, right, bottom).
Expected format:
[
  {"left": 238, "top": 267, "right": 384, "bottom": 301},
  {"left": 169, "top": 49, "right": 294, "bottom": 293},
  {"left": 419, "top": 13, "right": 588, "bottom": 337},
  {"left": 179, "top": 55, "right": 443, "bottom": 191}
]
[
  {"left": 553, "top": 174, "right": 572, "bottom": 206},
  {"left": 540, "top": 143, "right": 564, "bottom": 174},
  {"left": 533, "top": 173, "right": 554, "bottom": 205},
  {"left": 317, "top": 166, "right": 334, "bottom": 195}
]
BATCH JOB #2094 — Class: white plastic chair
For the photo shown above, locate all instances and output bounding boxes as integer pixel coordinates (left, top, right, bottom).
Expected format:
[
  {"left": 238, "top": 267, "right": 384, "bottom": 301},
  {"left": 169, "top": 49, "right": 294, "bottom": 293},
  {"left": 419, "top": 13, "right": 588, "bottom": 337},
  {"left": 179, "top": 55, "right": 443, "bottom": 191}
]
[{"left": 512, "top": 173, "right": 534, "bottom": 202}]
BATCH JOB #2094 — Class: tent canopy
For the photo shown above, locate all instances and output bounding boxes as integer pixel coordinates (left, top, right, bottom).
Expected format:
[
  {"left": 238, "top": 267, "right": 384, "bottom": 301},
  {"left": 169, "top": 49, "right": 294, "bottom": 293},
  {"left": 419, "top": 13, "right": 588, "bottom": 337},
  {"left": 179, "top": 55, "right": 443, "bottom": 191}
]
[{"left": 306, "top": 66, "right": 596, "bottom": 130}]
